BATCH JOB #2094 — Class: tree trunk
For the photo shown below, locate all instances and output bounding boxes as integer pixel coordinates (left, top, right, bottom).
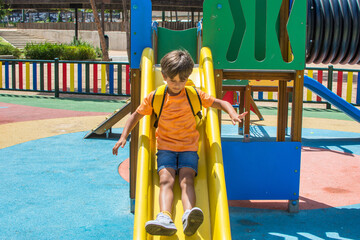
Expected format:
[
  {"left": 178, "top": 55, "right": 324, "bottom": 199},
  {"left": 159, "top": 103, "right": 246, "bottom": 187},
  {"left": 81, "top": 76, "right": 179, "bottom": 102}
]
[
  {"left": 89, "top": 0, "right": 110, "bottom": 62},
  {"left": 122, "top": 0, "right": 130, "bottom": 61}
]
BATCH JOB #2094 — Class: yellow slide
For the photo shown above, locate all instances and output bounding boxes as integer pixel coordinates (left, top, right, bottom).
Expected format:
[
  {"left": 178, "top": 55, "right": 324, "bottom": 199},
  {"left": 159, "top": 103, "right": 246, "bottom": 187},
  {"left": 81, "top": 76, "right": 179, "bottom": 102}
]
[{"left": 133, "top": 47, "right": 232, "bottom": 240}]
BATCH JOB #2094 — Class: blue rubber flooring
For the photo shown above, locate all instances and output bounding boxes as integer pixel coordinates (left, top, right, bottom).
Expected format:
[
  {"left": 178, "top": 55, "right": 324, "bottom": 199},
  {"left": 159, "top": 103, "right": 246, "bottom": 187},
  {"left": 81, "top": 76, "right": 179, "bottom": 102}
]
[
  {"left": 0, "top": 132, "right": 133, "bottom": 239},
  {"left": 0, "top": 126, "right": 359, "bottom": 239},
  {"left": 222, "top": 125, "right": 360, "bottom": 155}
]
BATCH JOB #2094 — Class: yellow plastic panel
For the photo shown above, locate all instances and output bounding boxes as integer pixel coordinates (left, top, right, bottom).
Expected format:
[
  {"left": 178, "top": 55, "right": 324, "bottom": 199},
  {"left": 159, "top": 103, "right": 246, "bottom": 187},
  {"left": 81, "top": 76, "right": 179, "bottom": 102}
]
[
  {"left": 200, "top": 47, "right": 232, "bottom": 240},
  {"left": 154, "top": 66, "right": 201, "bottom": 87},
  {"left": 249, "top": 79, "right": 294, "bottom": 87}
]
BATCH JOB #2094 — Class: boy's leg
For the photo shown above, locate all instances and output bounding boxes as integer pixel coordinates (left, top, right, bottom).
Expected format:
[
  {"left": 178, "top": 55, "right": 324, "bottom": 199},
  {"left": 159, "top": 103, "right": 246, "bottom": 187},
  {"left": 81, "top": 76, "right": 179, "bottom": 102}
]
[
  {"left": 178, "top": 167, "right": 196, "bottom": 210},
  {"left": 178, "top": 150, "right": 203, "bottom": 236},
  {"left": 159, "top": 168, "right": 176, "bottom": 213},
  {"left": 145, "top": 168, "right": 177, "bottom": 236},
  {"left": 146, "top": 149, "right": 178, "bottom": 236},
  {"left": 179, "top": 168, "right": 204, "bottom": 236}
]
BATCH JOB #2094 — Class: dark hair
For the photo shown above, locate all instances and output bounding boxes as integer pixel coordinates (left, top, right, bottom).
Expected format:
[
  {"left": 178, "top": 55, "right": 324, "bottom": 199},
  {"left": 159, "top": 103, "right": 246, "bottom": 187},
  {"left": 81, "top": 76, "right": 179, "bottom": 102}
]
[{"left": 160, "top": 50, "right": 194, "bottom": 81}]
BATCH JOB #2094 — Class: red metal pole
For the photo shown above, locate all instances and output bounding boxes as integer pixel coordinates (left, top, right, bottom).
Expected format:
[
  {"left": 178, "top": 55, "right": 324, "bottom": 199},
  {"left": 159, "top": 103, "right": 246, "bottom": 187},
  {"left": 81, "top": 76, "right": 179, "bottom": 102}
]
[
  {"left": 93, "top": 64, "right": 98, "bottom": 93},
  {"left": 47, "top": 63, "right": 52, "bottom": 91},
  {"left": 19, "top": 62, "right": 23, "bottom": 89},
  {"left": 62, "top": 63, "right": 67, "bottom": 92},
  {"left": 126, "top": 65, "right": 130, "bottom": 95},
  {"left": 317, "top": 70, "right": 323, "bottom": 101},
  {"left": 337, "top": 71, "right": 343, "bottom": 97}
]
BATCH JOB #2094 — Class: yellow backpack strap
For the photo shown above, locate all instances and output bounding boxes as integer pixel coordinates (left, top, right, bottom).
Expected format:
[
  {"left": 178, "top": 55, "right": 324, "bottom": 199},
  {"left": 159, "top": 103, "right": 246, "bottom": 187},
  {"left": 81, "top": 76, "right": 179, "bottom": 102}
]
[
  {"left": 185, "top": 86, "right": 203, "bottom": 120},
  {"left": 151, "top": 85, "right": 167, "bottom": 128}
]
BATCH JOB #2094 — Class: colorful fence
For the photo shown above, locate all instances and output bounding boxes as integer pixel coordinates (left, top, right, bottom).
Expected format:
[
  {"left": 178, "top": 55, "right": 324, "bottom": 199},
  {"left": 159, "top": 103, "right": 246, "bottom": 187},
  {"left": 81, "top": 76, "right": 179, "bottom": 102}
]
[
  {"left": 252, "top": 66, "right": 360, "bottom": 107},
  {"left": 1, "top": 60, "right": 359, "bottom": 108},
  {"left": 304, "top": 66, "right": 360, "bottom": 106},
  {"left": 0, "top": 59, "right": 130, "bottom": 97}
]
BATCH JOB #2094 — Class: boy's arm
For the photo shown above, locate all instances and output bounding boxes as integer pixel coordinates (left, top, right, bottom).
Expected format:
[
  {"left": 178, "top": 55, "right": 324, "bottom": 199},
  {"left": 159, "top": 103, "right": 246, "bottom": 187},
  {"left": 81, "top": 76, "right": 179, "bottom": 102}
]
[
  {"left": 211, "top": 98, "right": 248, "bottom": 125},
  {"left": 112, "top": 111, "right": 144, "bottom": 155}
]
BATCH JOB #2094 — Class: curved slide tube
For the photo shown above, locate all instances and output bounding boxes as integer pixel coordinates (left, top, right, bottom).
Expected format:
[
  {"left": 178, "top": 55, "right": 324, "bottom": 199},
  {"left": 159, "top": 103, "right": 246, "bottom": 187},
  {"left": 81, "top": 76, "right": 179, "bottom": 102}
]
[
  {"left": 304, "top": 75, "right": 360, "bottom": 122},
  {"left": 133, "top": 47, "right": 232, "bottom": 239}
]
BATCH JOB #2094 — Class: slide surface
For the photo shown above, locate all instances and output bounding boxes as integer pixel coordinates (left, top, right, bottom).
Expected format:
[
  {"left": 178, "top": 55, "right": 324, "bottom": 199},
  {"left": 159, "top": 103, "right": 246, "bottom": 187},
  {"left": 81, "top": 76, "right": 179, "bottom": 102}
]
[
  {"left": 84, "top": 102, "right": 131, "bottom": 138},
  {"left": 133, "top": 47, "right": 232, "bottom": 240},
  {"left": 304, "top": 75, "right": 360, "bottom": 123}
]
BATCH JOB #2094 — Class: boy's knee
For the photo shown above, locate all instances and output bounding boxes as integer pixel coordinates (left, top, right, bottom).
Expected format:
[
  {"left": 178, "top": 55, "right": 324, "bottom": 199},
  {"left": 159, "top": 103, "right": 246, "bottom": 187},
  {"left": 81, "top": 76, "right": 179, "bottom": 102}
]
[
  {"left": 159, "top": 171, "right": 176, "bottom": 188},
  {"left": 180, "top": 178, "right": 194, "bottom": 188},
  {"left": 179, "top": 171, "right": 195, "bottom": 188},
  {"left": 160, "top": 178, "right": 175, "bottom": 188}
]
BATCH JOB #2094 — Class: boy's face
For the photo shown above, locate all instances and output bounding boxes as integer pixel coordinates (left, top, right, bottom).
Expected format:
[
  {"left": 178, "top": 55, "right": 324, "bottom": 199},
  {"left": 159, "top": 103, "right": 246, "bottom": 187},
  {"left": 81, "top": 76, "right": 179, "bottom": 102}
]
[{"left": 163, "top": 74, "right": 187, "bottom": 96}]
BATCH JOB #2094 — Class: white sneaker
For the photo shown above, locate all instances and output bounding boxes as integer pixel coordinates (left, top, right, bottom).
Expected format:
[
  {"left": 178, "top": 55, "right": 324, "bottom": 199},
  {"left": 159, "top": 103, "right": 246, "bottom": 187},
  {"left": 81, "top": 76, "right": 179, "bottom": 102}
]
[
  {"left": 182, "top": 207, "right": 204, "bottom": 236},
  {"left": 145, "top": 212, "right": 177, "bottom": 236}
]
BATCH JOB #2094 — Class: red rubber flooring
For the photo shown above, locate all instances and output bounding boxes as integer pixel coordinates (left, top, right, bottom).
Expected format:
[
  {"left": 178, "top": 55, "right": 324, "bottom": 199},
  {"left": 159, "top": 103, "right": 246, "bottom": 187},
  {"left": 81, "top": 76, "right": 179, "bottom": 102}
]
[{"left": 0, "top": 102, "right": 107, "bottom": 124}]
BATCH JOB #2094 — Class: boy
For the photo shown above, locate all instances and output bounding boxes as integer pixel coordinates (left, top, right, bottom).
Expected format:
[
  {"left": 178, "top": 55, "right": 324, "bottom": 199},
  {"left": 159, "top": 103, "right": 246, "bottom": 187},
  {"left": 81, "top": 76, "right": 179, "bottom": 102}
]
[{"left": 112, "top": 50, "right": 247, "bottom": 236}]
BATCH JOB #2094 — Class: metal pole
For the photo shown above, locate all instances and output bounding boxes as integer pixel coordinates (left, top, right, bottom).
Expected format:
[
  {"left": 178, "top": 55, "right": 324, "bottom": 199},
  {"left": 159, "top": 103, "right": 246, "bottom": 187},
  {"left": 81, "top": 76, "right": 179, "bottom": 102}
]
[
  {"left": 327, "top": 65, "right": 333, "bottom": 109},
  {"left": 75, "top": 8, "right": 78, "bottom": 41},
  {"left": 54, "top": 58, "right": 59, "bottom": 98},
  {"left": 101, "top": 3, "right": 105, "bottom": 35}
]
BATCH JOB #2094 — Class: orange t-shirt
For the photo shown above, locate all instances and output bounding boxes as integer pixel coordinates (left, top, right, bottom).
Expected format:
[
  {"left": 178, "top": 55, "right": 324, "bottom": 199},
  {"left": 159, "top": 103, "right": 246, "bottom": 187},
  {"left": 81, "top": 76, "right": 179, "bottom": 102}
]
[{"left": 136, "top": 88, "right": 215, "bottom": 152}]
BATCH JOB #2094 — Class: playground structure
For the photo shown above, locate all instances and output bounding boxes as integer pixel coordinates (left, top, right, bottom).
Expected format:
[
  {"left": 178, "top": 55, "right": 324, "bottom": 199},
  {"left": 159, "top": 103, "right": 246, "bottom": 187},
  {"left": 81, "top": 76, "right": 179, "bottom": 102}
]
[
  {"left": 306, "top": 0, "right": 360, "bottom": 65},
  {"left": 1, "top": 0, "right": 360, "bottom": 239},
  {"left": 127, "top": 0, "right": 309, "bottom": 239}
]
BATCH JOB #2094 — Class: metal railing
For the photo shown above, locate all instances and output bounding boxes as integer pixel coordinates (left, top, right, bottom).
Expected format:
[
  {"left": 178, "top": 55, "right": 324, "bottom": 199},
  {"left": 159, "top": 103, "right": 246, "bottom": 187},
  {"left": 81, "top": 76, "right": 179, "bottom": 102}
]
[
  {"left": 1, "top": 60, "right": 359, "bottom": 108},
  {"left": 251, "top": 66, "right": 360, "bottom": 108},
  {"left": 0, "top": 58, "right": 130, "bottom": 98}
]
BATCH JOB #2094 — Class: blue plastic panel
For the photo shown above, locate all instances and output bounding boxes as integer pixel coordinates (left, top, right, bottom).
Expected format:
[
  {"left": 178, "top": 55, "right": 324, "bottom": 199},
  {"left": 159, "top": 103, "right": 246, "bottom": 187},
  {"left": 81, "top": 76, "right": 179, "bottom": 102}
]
[
  {"left": 130, "top": 0, "right": 152, "bottom": 69},
  {"left": 222, "top": 140, "right": 301, "bottom": 200}
]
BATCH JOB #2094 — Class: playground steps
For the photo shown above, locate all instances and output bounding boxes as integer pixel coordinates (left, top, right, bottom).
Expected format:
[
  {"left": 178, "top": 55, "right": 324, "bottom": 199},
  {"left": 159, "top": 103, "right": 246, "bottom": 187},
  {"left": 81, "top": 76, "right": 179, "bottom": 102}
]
[{"left": 0, "top": 29, "right": 57, "bottom": 49}]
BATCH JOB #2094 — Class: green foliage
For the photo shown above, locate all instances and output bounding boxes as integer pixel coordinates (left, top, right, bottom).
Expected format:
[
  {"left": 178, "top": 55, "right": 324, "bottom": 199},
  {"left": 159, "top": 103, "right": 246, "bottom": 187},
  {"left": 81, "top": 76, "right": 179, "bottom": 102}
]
[
  {"left": 62, "top": 45, "right": 96, "bottom": 60},
  {"left": 24, "top": 40, "right": 99, "bottom": 60},
  {"left": 69, "top": 37, "right": 90, "bottom": 47},
  {"left": 0, "top": 1, "right": 11, "bottom": 21},
  {"left": 61, "top": 46, "right": 76, "bottom": 60},
  {"left": 95, "top": 46, "right": 102, "bottom": 58},
  {"left": 0, "top": 10, "right": 6, "bottom": 21},
  {"left": 68, "top": 37, "right": 102, "bottom": 58},
  {"left": 57, "top": 11, "right": 63, "bottom": 22},
  {"left": 24, "top": 42, "right": 63, "bottom": 60},
  {"left": 0, "top": 44, "right": 21, "bottom": 58}
]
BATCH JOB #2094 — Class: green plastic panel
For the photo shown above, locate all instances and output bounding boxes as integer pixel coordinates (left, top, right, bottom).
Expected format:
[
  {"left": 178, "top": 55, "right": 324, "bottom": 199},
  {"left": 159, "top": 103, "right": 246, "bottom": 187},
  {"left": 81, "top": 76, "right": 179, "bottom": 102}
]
[
  {"left": 223, "top": 79, "right": 249, "bottom": 86},
  {"left": 203, "top": 0, "right": 306, "bottom": 70},
  {"left": 157, "top": 27, "right": 198, "bottom": 64}
]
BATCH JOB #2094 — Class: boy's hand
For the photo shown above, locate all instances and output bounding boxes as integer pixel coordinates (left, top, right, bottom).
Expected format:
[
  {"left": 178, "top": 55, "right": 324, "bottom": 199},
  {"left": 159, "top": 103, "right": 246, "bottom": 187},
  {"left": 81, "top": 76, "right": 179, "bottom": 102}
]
[
  {"left": 113, "top": 138, "right": 126, "bottom": 155},
  {"left": 229, "top": 111, "right": 248, "bottom": 125}
]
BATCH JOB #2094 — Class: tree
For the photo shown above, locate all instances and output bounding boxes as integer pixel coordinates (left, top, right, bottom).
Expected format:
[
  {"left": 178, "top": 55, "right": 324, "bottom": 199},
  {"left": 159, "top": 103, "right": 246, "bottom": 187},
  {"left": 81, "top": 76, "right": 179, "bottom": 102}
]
[
  {"left": 0, "top": 0, "right": 12, "bottom": 22},
  {"left": 122, "top": 0, "right": 130, "bottom": 59},
  {"left": 57, "top": 11, "right": 63, "bottom": 23},
  {"left": 89, "top": 0, "right": 110, "bottom": 62}
]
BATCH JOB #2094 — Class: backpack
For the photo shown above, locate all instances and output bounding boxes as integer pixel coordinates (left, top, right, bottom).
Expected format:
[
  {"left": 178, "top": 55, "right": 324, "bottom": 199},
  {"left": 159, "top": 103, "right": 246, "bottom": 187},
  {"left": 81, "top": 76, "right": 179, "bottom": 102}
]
[{"left": 151, "top": 84, "right": 203, "bottom": 128}]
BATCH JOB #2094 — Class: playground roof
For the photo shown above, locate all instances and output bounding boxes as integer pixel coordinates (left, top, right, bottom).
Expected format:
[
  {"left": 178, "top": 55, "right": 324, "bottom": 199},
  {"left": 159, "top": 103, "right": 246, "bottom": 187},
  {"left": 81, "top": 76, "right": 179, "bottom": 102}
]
[{"left": 3, "top": 0, "right": 203, "bottom": 11}]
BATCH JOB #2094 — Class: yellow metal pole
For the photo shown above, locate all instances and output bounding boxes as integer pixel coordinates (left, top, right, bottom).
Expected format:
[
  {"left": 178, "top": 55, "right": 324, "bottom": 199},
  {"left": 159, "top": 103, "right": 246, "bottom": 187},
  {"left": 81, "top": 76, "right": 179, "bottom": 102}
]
[
  {"left": 101, "top": 64, "right": 106, "bottom": 93},
  {"left": 306, "top": 70, "right": 313, "bottom": 101},
  {"left": 70, "top": 63, "right": 75, "bottom": 92},
  {"left": 268, "top": 91, "right": 273, "bottom": 100},
  {"left": 26, "top": 62, "right": 30, "bottom": 90},
  {"left": 346, "top": 71, "right": 353, "bottom": 103}
]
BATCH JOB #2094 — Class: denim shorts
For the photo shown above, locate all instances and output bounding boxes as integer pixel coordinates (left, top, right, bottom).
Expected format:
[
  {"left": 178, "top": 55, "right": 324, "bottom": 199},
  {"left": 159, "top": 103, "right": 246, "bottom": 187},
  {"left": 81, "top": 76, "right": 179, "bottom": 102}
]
[{"left": 156, "top": 150, "right": 199, "bottom": 175}]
